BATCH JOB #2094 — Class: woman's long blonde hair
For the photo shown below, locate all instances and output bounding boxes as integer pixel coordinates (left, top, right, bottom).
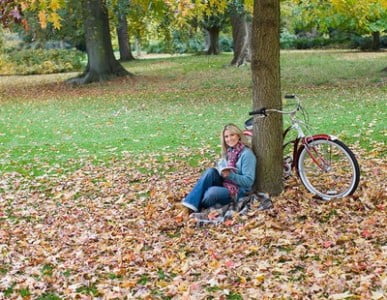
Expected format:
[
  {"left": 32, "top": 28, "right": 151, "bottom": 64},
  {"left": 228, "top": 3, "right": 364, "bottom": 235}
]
[{"left": 220, "top": 123, "right": 250, "bottom": 157}]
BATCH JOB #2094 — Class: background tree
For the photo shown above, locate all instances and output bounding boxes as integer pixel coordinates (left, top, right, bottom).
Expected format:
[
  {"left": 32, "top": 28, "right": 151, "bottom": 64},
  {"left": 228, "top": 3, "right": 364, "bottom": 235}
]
[
  {"left": 251, "top": 0, "right": 283, "bottom": 195},
  {"left": 113, "top": 0, "right": 135, "bottom": 61},
  {"left": 165, "top": 0, "right": 228, "bottom": 55},
  {"left": 115, "top": 0, "right": 173, "bottom": 56},
  {"left": 68, "top": 0, "right": 130, "bottom": 84},
  {"left": 2, "top": 0, "right": 131, "bottom": 83},
  {"left": 201, "top": 14, "right": 226, "bottom": 55},
  {"left": 228, "top": 0, "right": 252, "bottom": 66}
]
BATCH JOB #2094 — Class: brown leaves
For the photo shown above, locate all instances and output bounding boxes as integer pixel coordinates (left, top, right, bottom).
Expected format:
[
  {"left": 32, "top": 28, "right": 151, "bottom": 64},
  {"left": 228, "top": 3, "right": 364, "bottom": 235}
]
[{"left": 0, "top": 149, "right": 386, "bottom": 298}]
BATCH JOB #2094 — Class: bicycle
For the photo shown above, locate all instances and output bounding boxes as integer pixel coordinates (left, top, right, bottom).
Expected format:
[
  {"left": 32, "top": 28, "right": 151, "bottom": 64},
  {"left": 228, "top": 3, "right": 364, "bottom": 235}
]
[{"left": 243, "top": 94, "right": 360, "bottom": 200}]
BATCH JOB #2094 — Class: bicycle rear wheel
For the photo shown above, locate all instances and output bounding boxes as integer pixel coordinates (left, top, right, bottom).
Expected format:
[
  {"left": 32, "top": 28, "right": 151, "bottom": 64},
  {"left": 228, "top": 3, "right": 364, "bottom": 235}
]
[{"left": 297, "top": 139, "right": 360, "bottom": 200}]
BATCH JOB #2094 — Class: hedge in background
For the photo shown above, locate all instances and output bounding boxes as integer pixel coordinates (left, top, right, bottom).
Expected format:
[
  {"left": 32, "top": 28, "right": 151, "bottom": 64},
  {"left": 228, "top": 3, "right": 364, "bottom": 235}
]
[{"left": 0, "top": 49, "right": 86, "bottom": 75}]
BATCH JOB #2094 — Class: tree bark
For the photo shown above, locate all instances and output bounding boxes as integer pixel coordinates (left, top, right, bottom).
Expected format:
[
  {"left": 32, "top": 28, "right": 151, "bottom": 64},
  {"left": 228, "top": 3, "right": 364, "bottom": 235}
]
[
  {"left": 116, "top": 14, "right": 135, "bottom": 61},
  {"left": 371, "top": 31, "right": 380, "bottom": 51},
  {"left": 206, "top": 27, "right": 220, "bottom": 55},
  {"left": 69, "top": 0, "right": 131, "bottom": 84},
  {"left": 251, "top": 0, "right": 283, "bottom": 196},
  {"left": 230, "top": 11, "right": 251, "bottom": 66}
]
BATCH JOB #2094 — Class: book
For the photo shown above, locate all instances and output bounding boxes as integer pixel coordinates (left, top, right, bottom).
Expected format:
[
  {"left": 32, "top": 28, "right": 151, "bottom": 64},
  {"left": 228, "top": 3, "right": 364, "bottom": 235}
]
[
  {"left": 216, "top": 158, "right": 237, "bottom": 175},
  {"left": 217, "top": 166, "right": 237, "bottom": 174}
]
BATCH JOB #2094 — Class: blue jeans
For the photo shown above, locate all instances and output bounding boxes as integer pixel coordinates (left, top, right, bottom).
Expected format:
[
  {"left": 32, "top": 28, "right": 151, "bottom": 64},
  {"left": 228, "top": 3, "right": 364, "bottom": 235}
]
[{"left": 182, "top": 168, "right": 232, "bottom": 211}]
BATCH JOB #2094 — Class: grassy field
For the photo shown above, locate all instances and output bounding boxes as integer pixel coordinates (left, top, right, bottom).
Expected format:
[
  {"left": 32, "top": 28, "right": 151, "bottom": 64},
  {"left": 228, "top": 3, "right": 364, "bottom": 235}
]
[
  {"left": 0, "top": 50, "right": 386, "bottom": 176},
  {"left": 0, "top": 50, "right": 386, "bottom": 299}
]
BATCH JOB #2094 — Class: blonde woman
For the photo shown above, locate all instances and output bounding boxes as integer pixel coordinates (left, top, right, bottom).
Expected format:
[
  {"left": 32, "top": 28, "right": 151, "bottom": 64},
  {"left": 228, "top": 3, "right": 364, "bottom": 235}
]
[{"left": 182, "top": 124, "right": 256, "bottom": 212}]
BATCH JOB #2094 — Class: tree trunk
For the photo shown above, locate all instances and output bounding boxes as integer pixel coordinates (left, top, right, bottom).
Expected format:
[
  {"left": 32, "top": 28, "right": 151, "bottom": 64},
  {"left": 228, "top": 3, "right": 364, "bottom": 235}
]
[
  {"left": 251, "top": 0, "right": 283, "bottom": 196},
  {"left": 230, "top": 11, "right": 251, "bottom": 66},
  {"left": 69, "top": 0, "right": 131, "bottom": 84},
  {"left": 371, "top": 31, "right": 380, "bottom": 51},
  {"left": 206, "top": 27, "right": 220, "bottom": 55},
  {"left": 116, "top": 14, "right": 135, "bottom": 61}
]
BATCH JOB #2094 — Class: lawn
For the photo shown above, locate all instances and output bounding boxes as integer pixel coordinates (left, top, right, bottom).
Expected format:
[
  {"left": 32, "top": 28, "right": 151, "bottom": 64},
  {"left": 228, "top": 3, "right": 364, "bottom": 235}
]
[
  {"left": 0, "top": 50, "right": 385, "bottom": 176},
  {"left": 0, "top": 50, "right": 386, "bottom": 299}
]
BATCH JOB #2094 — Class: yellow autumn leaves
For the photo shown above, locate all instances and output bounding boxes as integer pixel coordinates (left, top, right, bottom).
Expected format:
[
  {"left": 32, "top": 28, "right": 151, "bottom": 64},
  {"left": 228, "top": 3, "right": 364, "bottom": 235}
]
[
  {"left": 289, "top": 0, "right": 386, "bottom": 33},
  {"left": 38, "top": 10, "right": 61, "bottom": 29},
  {"left": 164, "top": 0, "right": 229, "bottom": 26},
  {"left": 330, "top": 0, "right": 387, "bottom": 18},
  {"left": 22, "top": 0, "right": 64, "bottom": 29},
  {"left": 330, "top": 0, "right": 387, "bottom": 27},
  {"left": 15, "top": 0, "right": 387, "bottom": 31}
]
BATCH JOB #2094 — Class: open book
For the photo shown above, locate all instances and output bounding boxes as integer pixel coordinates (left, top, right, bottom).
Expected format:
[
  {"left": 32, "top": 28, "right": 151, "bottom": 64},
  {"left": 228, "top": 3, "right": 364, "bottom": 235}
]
[
  {"left": 216, "top": 159, "right": 237, "bottom": 175},
  {"left": 217, "top": 166, "right": 237, "bottom": 174}
]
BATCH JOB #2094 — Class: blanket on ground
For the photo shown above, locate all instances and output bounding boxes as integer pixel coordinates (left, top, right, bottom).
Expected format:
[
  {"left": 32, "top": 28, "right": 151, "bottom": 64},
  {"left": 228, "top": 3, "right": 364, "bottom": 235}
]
[{"left": 190, "top": 192, "right": 273, "bottom": 226}]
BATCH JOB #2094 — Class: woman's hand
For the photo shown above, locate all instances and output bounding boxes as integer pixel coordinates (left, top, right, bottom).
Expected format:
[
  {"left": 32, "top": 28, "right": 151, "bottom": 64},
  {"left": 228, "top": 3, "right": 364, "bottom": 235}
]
[{"left": 221, "top": 170, "right": 231, "bottom": 178}]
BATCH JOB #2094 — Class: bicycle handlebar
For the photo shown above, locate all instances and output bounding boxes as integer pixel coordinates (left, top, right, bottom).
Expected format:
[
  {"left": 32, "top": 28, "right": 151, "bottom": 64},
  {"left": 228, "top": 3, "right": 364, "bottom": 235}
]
[
  {"left": 249, "top": 94, "right": 301, "bottom": 116},
  {"left": 249, "top": 107, "right": 267, "bottom": 116},
  {"left": 284, "top": 94, "right": 296, "bottom": 99}
]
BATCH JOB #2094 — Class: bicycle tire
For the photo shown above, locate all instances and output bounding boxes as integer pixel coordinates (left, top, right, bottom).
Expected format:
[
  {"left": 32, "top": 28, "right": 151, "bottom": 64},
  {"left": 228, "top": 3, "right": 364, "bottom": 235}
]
[{"left": 297, "top": 139, "right": 360, "bottom": 200}]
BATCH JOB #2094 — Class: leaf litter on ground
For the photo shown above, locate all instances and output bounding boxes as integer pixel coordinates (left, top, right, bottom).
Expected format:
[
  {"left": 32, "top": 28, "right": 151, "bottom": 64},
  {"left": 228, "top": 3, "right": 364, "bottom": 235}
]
[{"left": 0, "top": 147, "right": 386, "bottom": 299}]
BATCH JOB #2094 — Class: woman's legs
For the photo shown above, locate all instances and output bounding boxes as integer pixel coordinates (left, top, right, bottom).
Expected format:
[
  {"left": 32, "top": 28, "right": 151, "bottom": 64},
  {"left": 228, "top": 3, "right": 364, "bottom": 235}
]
[
  {"left": 200, "top": 186, "right": 232, "bottom": 209},
  {"left": 182, "top": 168, "right": 225, "bottom": 211}
]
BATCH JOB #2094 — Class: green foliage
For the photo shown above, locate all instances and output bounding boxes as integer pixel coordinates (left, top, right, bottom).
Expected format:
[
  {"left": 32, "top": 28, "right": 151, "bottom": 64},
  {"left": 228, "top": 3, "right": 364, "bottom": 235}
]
[
  {"left": 226, "top": 0, "right": 246, "bottom": 15},
  {"left": 76, "top": 284, "right": 100, "bottom": 296},
  {"left": 280, "top": 29, "right": 298, "bottom": 49},
  {"left": 3, "top": 283, "right": 16, "bottom": 297},
  {"left": 351, "top": 34, "right": 387, "bottom": 50},
  {"left": 0, "top": 28, "right": 6, "bottom": 72},
  {"left": 41, "top": 264, "right": 54, "bottom": 276},
  {"left": 6, "top": 1, "right": 84, "bottom": 52},
  {"left": 280, "top": 28, "right": 387, "bottom": 50},
  {"left": 280, "top": 29, "right": 334, "bottom": 49},
  {"left": 287, "top": 0, "right": 387, "bottom": 37},
  {"left": 219, "top": 36, "right": 232, "bottom": 52},
  {"left": 19, "top": 288, "right": 31, "bottom": 297},
  {"left": 0, "top": 49, "right": 85, "bottom": 75},
  {"left": 137, "top": 274, "right": 150, "bottom": 285},
  {"left": 145, "top": 32, "right": 232, "bottom": 54},
  {"left": 227, "top": 292, "right": 243, "bottom": 300},
  {"left": 0, "top": 27, "right": 4, "bottom": 52},
  {"left": 36, "top": 293, "right": 62, "bottom": 300},
  {"left": 200, "top": 14, "right": 227, "bottom": 30},
  {"left": 293, "top": 36, "right": 330, "bottom": 49},
  {"left": 145, "top": 31, "right": 205, "bottom": 54}
]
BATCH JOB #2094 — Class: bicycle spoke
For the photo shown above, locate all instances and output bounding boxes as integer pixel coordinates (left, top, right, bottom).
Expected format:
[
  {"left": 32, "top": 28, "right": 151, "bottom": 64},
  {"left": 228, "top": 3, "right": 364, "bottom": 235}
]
[{"left": 298, "top": 139, "right": 359, "bottom": 199}]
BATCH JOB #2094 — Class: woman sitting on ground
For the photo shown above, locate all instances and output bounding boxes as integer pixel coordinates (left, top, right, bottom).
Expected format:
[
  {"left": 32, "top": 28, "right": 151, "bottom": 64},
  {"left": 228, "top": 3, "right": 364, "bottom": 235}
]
[{"left": 182, "top": 123, "right": 256, "bottom": 212}]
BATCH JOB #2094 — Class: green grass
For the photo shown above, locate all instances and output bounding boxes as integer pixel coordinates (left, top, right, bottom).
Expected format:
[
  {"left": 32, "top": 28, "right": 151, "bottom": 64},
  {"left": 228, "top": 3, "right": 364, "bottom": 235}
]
[{"left": 0, "top": 50, "right": 386, "bottom": 176}]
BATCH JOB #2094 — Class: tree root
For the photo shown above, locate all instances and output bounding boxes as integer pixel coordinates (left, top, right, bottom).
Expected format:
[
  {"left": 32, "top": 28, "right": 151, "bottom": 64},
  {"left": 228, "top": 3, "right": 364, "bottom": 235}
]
[{"left": 67, "top": 69, "right": 132, "bottom": 85}]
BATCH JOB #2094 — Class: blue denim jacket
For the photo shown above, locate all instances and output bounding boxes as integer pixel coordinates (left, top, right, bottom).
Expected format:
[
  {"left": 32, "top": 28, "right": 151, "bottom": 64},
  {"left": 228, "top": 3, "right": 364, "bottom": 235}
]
[{"left": 225, "top": 147, "right": 256, "bottom": 197}]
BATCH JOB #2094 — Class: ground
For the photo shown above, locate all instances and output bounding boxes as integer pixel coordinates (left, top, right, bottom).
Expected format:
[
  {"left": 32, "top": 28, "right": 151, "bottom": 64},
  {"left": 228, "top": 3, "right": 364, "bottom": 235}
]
[
  {"left": 0, "top": 147, "right": 386, "bottom": 299},
  {"left": 0, "top": 51, "right": 386, "bottom": 299}
]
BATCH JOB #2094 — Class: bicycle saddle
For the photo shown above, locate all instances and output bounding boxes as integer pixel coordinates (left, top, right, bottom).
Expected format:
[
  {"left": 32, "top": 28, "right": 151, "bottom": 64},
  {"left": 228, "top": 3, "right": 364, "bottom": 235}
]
[{"left": 245, "top": 117, "right": 253, "bottom": 130}]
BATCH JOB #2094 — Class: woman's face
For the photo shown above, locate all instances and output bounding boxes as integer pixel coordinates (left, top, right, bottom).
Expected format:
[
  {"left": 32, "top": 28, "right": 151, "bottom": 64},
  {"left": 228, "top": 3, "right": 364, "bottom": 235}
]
[{"left": 224, "top": 129, "right": 240, "bottom": 148}]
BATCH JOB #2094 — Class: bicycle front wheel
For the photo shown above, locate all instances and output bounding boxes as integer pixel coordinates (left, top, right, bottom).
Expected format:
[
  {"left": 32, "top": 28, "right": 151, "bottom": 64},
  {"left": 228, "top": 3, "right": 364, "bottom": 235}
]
[{"left": 297, "top": 139, "right": 360, "bottom": 200}]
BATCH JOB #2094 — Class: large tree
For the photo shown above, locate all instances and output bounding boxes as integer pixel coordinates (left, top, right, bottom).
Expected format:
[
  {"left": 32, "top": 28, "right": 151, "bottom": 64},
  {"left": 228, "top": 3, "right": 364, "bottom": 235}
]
[
  {"left": 69, "top": 0, "right": 131, "bottom": 84},
  {"left": 2, "top": 0, "right": 131, "bottom": 84},
  {"left": 251, "top": 0, "right": 283, "bottom": 195}
]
